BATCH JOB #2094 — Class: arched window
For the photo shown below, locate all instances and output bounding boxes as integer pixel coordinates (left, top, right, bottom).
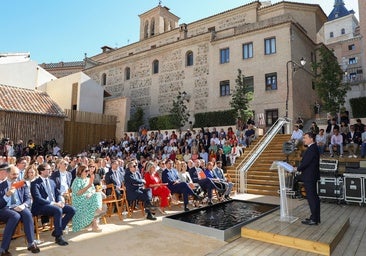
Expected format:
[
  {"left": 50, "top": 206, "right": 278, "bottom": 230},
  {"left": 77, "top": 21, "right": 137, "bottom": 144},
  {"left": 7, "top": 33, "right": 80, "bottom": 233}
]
[
  {"left": 144, "top": 20, "right": 149, "bottom": 39},
  {"left": 152, "top": 60, "right": 159, "bottom": 74},
  {"left": 330, "top": 32, "right": 334, "bottom": 38},
  {"left": 151, "top": 18, "right": 155, "bottom": 36},
  {"left": 125, "top": 67, "right": 131, "bottom": 81},
  {"left": 186, "top": 51, "right": 194, "bottom": 66},
  {"left": 341, "top": 28, "right": 345, "bottom": 35},
  {"left": 101, "top": 73, "right": 107, "bottom": 85}
]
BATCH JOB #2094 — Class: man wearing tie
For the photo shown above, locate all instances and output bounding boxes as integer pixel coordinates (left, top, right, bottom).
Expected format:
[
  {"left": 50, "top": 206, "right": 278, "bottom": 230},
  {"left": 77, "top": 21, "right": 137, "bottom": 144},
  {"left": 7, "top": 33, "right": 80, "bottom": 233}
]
[
  {"left": 15, "top": 157, "right": 27, "bottom": 181},
  {"left": 31, "top": 163, "right": 75, "bottom": 246},
  {"left": 0, "top": 164, "right": 40, "bottom": 255}
]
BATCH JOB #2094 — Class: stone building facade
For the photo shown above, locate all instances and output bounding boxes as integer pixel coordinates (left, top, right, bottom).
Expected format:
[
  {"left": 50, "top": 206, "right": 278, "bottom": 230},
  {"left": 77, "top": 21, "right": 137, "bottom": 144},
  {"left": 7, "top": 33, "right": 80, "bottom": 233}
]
[
  {"left": 83, "top": 1, "right": 328, "bottom": 131},
  {"left": 323, "top": 0, "right": 366, "bottom": 115}
]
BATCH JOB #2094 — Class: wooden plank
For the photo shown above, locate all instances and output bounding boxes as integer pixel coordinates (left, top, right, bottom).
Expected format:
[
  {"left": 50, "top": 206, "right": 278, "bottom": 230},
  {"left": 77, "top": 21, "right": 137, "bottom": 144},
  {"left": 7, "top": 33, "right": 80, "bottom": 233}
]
[{"left": 241, "top": 202, "right": 350, "bottom": 256}]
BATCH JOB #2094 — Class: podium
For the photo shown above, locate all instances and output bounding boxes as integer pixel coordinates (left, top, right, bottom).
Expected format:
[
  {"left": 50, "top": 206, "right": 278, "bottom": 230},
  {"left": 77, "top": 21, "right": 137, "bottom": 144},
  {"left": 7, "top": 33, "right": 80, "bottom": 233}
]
[{"left": 270, "top": 161, "right": 298, "bottom": 223}]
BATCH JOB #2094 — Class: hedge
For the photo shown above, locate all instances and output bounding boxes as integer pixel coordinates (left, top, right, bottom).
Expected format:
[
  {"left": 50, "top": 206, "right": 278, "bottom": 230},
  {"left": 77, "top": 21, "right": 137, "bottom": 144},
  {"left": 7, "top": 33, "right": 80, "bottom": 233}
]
[{"left": 350, "top": 97, "right": 366, "bottom": 118}]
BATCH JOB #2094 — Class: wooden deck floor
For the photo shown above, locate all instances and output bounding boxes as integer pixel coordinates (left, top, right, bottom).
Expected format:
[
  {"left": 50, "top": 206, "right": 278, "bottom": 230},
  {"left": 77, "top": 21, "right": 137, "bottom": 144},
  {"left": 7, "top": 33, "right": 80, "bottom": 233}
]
[{"left": 208, "top": 198, "right": 366, "bottom": 256}]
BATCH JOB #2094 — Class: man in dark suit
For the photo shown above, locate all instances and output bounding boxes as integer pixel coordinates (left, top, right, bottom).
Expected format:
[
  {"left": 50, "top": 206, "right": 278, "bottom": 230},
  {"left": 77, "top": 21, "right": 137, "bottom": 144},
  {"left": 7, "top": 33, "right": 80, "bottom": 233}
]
[
  {"left": 31, "top": 163, "right": 75, "bottom": 246},
  {"left": 124, "top": 161, "right": 156, "bottom": 220},
  {"left": 0, "top": 164, "right": 40, "bottom": 255},
  {"left": 296, "top": 132, "right": 320, "bottom": 225},
  {"left": 50, "top": 159, "right": 72, "bottom": 202},
  {"left": 162, "top": 160, "right": 200, "bottom": 211}
]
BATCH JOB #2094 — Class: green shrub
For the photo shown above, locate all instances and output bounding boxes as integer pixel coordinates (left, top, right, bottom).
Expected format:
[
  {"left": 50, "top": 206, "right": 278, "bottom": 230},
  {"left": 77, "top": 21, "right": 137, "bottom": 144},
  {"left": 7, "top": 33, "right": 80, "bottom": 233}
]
[
  {"left": 350, "top": 97, "right": 366, "bottom": 118},
  {"left": 193, "top": 109, "right": 236, "bottom": 128}
]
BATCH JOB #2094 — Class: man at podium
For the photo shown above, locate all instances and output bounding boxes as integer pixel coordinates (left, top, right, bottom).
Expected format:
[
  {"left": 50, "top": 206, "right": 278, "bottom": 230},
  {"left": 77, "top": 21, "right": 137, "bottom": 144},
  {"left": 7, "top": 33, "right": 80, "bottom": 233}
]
[{"left": 296, "top": 132, "right": 320, "bottom": 225}]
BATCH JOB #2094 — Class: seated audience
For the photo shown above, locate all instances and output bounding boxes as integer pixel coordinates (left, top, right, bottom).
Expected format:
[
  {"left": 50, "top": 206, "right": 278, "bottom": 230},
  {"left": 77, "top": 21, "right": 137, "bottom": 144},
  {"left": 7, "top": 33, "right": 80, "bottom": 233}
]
[
  {"left": 71, "top": 164, "right": 104, "bottom": 232},
  {"left": 329, "top": 128, "right": 343, "bottom": 157},
  {"left": 346, "top": 124, "right": 362, "bottom": 158},
  {"left": 316, "top": 129, "right": 327, "bottom": 155},
  {"left": 124, "top": 161, "right": 157, "bottom": 220},
  {"left": 31, "top": 163, "right": 76, "bottom": 246},
  {"left": 144, "top": 161, "right": 171, "bottom": 214},
  {"left": 290, "top": 124, "right": 304, "bottom": 147},
  {"left": 0, "top": 164, "right": 40, "bottom": 255}
]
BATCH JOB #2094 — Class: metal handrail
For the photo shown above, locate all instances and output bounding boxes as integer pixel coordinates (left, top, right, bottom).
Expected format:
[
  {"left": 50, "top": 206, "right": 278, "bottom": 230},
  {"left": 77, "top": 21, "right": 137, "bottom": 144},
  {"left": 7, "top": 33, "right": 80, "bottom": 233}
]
[{"left": 237, "top": 117, "right": 290, "bottom": 193}]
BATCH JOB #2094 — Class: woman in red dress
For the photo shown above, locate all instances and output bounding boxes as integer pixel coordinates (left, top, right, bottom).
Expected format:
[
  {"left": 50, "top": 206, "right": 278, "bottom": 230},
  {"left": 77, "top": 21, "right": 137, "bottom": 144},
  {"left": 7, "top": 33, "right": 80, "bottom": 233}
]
[{"left": 144, "top": 161, "right": 171, "bottom": 214}]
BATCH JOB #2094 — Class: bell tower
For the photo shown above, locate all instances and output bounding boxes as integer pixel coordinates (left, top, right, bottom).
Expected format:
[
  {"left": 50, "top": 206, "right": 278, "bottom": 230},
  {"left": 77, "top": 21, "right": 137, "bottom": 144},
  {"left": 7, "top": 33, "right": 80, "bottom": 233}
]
[{"left": 139, "top": 2, "right": 180, "bottom": 40}]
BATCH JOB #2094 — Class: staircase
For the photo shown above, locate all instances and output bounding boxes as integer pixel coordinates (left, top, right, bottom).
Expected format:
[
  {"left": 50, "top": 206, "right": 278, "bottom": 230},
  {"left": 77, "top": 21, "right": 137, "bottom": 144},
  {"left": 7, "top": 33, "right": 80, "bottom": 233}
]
[{"left": 226, "top": 134, "right": 301, "bottom": 196}]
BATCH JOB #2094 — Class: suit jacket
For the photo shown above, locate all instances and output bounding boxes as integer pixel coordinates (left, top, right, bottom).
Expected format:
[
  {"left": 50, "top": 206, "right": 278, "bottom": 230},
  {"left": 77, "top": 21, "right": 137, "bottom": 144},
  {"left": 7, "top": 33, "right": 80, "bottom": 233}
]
[
  {"left": 50, "top": 170, "right": 72, "bottom": 192},
  {"left": 297, "top": 143, "right": 320, "bottom": 183},
  {"left": 188, "top": 167, "right": 201, "bottom": 183},
  {"left": 161, "top": 168, "right": 180, "bottom": 187},
  {"left": 0, "top": 180, "right": 31, "bottom": 209},
  {"left": 105, "top": 169, "right": 124, "bottom": 196},
  {"left": 30, "top": 176, "right": 63, "bottom": 215},
  {"left": 124, "top": 169, "right": 145, "bottom": 201}
]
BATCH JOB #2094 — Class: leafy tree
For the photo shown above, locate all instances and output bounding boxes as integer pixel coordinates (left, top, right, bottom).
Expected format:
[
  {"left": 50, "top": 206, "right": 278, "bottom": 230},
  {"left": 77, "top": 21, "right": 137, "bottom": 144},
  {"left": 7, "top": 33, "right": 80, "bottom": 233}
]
[
  {"left": 230, "top": 69, "right": 253, "bottom": 123},
  {"left": 127, "top": 107, "right": 144, "bottom": 132},
  {"left": 312, "top": 46, "right": 350, "bottom": 115},
  {"left": 169, "top": 91, "right": 190, "bottom": 129}
]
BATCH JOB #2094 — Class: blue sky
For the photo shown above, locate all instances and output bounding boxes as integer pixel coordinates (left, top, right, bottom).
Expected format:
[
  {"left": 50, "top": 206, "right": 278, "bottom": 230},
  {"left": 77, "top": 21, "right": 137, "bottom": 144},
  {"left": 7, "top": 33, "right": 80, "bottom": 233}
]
[{"left": 0, "top": 0, "right": 359, "bottom": 64}]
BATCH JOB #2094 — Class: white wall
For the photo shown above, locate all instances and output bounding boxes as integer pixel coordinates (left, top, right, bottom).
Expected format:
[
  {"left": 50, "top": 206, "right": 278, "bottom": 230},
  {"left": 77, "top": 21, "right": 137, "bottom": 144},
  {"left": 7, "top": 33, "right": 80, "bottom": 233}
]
[
  {"left": 38, "top": 72, "right": 104, "bottom": 113},
  {"left": 0, "top": 60, "right": 56, "bottom": 89}
]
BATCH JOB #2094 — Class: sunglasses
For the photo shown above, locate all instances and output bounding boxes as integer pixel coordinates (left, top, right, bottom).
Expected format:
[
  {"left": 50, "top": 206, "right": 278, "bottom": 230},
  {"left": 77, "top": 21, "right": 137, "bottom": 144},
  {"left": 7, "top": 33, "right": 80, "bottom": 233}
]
[{"left": 84, "top": 169, "right": 90, "bottom": 173}]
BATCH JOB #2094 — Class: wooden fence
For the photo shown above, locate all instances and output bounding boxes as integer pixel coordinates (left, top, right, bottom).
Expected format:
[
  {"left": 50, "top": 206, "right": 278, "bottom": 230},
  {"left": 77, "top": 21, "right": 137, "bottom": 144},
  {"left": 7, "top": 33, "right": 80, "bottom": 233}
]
[
  {"left": 0, "top": 111, "right": 64, "bottom": 150},
  {"left": 63, "top": 110, "right": 117, "bottom": 155}
]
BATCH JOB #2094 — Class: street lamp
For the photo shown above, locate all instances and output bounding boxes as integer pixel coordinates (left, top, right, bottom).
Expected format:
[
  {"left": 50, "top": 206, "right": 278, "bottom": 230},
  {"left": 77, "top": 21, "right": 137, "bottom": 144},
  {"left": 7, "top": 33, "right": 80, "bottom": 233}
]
[{"left": 285, "top": 57, "right": 306, "bottom": 119}]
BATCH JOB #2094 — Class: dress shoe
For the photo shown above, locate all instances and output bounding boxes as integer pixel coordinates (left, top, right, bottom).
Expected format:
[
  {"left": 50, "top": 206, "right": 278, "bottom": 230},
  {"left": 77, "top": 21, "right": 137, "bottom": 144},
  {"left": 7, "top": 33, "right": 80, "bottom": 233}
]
[
  {"left": 301, "top": 219, "right": 318, "bottom": 225},
  {"left": 146, "top": 213, "right": 157, "bottom": 221},
  {"left": 27, "top": 244, "right": 40, "bottom": 253},
  {"left": 208, "top": 201, "right": 213, "bottom": 206},
  {"left": 0, "top": 251, "right": 12, "bottom": 256},
  {"left": 225, "top": 195, "right": 232, "bottom": 200},
  {"left": 55, "top": 236, "right": 69, "bottom": 246},
  {"left": 305, "top": 218, "right": 321, "bottom": 223},
  {"left": 184, "top": 207, "right": 190, "bottom": 212}
]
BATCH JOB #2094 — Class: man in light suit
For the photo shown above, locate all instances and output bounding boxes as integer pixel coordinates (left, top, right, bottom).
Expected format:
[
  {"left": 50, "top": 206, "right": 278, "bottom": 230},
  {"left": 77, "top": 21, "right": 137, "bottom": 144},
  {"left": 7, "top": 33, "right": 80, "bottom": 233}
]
[
  {"left": 0, "top": 164, "right": 40, "bottom": 255},
  {"left": 31, "top": 163, "right": 75, "bottom": 246},
  {"left": 105, "top": 159, "right": 125, "bottom": 199},
  {"left": 296, "top": 132, "right": 320, "bottom": 225}
]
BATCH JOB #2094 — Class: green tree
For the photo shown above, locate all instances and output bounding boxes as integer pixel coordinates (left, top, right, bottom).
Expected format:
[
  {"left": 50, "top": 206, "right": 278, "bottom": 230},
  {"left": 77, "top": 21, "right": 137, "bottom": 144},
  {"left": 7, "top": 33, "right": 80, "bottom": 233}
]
[
  {"left": 169, "top": 91, "right": 190, "bottom": 129},
  {"left": 312, "top": 46, "right": 350, "bottom": 114},
  {"left": 230, "top": 69, "right": 253, "bottom": 122},
  {"left": 127, "top": 107, "right": 144, "bottom": 132}
]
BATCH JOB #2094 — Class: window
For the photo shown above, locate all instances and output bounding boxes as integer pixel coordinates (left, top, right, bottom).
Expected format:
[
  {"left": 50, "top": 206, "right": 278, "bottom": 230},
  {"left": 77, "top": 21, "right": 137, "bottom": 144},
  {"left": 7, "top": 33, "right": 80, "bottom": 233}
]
[
  {"left": 264, "top": 37, "right": 276, "bottom": 55},
  {"left": 186, "top": 51, "right": 194, "bottom": 66},
  {"left": 151, "top": 18, "right": 155, "bottom": 36},
  {"left": 144, "top": 20, "right": 149, "bottom": 39},
  {"left": 265, "top": 109, "right": 278, "bottom": 127},
  {"left": 152, "top": 60, "right": 159, "bottom": 74},
  {"left": 330, "top": 32, "right": 334, "bottom": 38},
  {"left": 125, "top": 67, "right": 131, "bottom": 81},
  {"left": 244, "top": 76, "right": 254, "bottom": 93},
  {"left": 265, "top": 73, "right": 277, "bottom": 90},
  {"left": 348, "top": 44, "right": 355, "bottom": 51},
  {"left": 101, "top": 73, "right": 107, "bottom": 86},
  {"left": 220, "top": 48, "right": 230, "bottom": 64},
  {"left": 220, "top": 80, "right": 230, "bottom": 96},
  {"left": 341, "top": 28, "right": 345, "bottom": 35},
  {"left": 349, "top": 72, "right": 357, "bottom": 81},
  {"left": 243, "top": 42, "right": 253, "bottom": 59},
  {"left": 349, "top": 57, "right": 357, "bottom": 65}
]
